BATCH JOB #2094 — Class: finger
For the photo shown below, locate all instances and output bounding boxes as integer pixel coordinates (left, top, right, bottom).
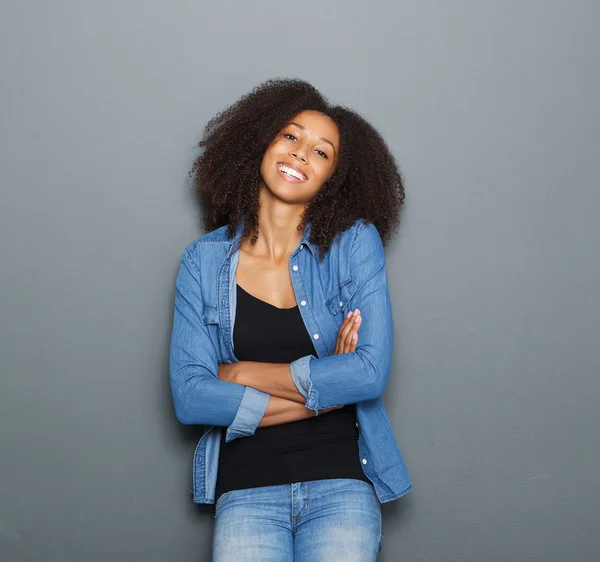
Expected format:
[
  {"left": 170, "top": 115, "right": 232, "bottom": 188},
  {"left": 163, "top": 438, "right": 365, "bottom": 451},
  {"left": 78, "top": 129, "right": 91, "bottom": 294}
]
[
  {"left": 342, "top": 311, "right": 361, "bottom": 353},
  {"left": 347, "top": 313, "right": 362, "bottom": 352},
  {"left": 339, "top": 310, "right": 359, "bottom": 352},
  {"left": 335, "top": 310, "right": 356, "bottom": 354},
  {"left": 342, "top": 312, "right": 361, "bottom": 353},
  {"left": 335, "top": 313, "right": 352, "bottom": 354},
  {"left": 349, "top": 331, "right": 358, "bottom": 353}
]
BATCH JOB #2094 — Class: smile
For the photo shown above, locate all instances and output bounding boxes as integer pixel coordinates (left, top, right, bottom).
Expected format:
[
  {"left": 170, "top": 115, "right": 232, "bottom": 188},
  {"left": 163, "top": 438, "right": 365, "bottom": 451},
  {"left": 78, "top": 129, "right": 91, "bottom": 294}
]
[{"left": 277, "top": 162, "right": 308, "bottom": 182}]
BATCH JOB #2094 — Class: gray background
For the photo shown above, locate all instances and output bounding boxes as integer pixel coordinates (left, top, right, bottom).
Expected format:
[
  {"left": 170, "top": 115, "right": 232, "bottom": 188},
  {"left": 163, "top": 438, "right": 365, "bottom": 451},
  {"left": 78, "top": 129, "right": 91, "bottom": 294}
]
[{"left": 1, "top": 1, "right": 598, "bottom": 560}]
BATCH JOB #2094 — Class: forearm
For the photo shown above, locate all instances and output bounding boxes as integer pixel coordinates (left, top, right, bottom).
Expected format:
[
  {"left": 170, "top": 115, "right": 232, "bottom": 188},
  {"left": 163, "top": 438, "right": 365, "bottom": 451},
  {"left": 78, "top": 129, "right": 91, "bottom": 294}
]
[
  {"left": 259, "top": 395, "right": 316, "bottom": 427},
  {"left": 232, "top": 361, "right": 306, "bottom": 404},
  {"left": 259, "top": 396, "right": 342, "bottom": 427}
]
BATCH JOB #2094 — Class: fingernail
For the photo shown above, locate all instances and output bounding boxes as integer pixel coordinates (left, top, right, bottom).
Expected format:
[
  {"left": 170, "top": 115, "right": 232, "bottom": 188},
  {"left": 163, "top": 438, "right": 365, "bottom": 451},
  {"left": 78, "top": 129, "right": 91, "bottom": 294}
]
[
  {"left": 354, "top": 316, "right": 360, "bottom": 323},
  {"left": 347, "top": 311, "right": 353, "bottom": 318},
  {"left": 352, "top": 333, "right": 357, "bottom": 340}
]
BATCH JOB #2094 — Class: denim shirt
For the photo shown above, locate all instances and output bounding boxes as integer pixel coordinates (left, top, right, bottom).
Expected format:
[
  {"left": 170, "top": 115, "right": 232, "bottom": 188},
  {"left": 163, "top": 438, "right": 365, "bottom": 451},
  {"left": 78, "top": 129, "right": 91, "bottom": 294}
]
[{"left": 169, "top": 219, "right": 411, "bottom": 504}]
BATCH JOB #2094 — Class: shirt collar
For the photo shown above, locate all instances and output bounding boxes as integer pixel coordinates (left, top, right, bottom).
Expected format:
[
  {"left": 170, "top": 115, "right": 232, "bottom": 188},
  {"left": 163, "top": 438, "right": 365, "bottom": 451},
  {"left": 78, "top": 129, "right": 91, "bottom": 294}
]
[
  {"left": 297, "top": 222, "right": 317, "bottom": 257},
  {"left": 227, "top": 220, "right": 317, "bottom": 258}
]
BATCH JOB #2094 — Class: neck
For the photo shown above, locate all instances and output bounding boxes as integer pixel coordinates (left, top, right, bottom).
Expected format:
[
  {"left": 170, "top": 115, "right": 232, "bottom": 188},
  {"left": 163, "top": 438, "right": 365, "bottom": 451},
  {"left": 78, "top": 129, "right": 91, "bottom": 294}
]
[{"left": 245, "top": 187, "right": 305, "bottom": 260}]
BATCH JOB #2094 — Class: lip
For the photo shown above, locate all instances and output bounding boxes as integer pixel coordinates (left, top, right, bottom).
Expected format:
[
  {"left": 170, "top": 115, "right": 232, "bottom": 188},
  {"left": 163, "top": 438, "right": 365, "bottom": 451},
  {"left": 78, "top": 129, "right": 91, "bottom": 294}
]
[{"left": 276, "top": 161, "right": 308, "bottom": 182}]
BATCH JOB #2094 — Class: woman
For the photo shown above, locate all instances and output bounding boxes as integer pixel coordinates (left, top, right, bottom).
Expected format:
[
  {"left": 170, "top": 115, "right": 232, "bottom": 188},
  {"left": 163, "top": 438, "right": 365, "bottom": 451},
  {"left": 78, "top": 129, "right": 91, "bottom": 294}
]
[{"left": 170, "top": 78, "right": 411, "bottom": 561}]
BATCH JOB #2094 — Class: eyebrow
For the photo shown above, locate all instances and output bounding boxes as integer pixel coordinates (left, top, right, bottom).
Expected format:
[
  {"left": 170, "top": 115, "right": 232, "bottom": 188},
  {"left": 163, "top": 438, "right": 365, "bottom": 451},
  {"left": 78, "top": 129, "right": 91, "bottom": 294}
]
[{"left": 287, "top": 122, "right": 337, "bottom": 155}]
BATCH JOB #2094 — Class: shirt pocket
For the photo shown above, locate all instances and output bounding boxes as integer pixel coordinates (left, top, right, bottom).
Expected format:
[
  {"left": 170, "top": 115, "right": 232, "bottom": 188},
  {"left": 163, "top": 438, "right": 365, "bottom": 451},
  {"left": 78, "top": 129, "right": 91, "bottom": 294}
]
[{"left": 325, "top": 279, "right": 357, "bottom": 316}]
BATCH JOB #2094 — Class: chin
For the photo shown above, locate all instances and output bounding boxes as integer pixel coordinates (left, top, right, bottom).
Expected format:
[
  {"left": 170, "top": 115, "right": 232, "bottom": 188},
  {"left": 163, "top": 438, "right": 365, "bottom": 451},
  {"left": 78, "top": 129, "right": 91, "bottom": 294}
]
[{"left": 272, "top": 190, "right": 310, "bottom": 206}]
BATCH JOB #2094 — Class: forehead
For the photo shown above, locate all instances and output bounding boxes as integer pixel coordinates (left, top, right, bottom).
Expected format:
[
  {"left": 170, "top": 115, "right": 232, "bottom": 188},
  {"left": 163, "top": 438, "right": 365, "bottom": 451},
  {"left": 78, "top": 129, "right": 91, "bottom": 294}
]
[{"left": 286, "top": 110, "right": 339, "bottom": 146}]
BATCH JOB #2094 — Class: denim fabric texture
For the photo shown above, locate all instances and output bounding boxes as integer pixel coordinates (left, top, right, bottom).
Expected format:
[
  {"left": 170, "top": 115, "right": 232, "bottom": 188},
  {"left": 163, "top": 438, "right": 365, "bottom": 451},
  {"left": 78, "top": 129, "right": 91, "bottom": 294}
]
[
  {"left": 213, "top": 479, "right": 382, "bottom": 561},
  {"left": 169, "top": 219, "right": 411, "bottom": 504}
]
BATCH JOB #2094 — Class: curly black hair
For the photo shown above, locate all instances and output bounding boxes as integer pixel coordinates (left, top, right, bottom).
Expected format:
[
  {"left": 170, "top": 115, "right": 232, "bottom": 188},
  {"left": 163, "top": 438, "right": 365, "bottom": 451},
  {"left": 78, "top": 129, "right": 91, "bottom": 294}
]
[{"left": 192, "top": 78, "right": 405, "bottom": 256}]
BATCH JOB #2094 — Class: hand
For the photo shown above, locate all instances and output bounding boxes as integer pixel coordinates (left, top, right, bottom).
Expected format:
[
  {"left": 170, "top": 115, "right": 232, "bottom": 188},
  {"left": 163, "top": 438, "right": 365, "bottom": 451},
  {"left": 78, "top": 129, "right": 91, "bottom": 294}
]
[{"left": 334, "top": 308, "right": 362, "bottom": 355}]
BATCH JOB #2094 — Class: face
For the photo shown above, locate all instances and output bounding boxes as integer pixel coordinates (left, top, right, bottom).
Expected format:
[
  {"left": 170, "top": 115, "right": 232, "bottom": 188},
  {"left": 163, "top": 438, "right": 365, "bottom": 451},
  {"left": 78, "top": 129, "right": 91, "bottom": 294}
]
[{"left": 260, "top": 110, "right": 340, "bottom": 206}]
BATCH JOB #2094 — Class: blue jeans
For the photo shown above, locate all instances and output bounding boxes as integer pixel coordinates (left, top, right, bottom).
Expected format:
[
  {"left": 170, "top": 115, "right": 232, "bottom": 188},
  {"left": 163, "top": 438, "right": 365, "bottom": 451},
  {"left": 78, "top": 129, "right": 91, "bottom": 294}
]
[{"left": 213, "top": 478, "right": 382, "bottom": 561}]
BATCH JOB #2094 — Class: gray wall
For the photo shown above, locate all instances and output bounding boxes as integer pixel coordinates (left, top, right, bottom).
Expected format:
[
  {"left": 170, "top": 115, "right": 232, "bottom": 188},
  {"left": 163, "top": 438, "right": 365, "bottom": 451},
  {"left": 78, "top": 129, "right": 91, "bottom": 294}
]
[{"left": 1, "top": 1, "right": 598, "bottom": 560}]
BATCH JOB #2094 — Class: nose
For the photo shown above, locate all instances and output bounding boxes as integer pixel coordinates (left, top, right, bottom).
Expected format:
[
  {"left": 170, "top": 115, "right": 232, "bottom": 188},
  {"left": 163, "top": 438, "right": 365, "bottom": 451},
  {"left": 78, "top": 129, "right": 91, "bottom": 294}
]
[{"left": 289, "top": 147, "right": 308, "bottom": 164}]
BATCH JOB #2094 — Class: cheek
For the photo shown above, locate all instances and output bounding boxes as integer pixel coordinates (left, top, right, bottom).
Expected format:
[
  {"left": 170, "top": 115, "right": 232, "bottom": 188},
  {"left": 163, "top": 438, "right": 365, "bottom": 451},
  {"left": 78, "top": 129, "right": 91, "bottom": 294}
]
[
  {"left": 266, "top": 139, "right": 285, "bottom": 156},
  {"left": 314, "top": 160, "right": 335, "bottom": 183},
  {"left": 261, "top": 142, "right": 284, "bottom": 167},
  {"left": 260, "top": 149, "right": 276, "bottom": 174}
]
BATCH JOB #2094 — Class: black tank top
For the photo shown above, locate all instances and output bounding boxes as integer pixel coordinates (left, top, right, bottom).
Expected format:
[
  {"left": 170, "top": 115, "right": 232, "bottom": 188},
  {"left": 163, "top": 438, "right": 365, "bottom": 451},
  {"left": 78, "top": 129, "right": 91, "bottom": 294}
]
[{"left": 214, "top": 284, "right": 370, "bottom": 500}]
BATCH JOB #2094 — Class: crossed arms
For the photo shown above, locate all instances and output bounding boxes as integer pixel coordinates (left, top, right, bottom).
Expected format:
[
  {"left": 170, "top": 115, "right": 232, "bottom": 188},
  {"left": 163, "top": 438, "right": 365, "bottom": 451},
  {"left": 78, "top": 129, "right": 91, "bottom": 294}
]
[{"left": 169, "top": 223, "right": 393, "bottom": 440}]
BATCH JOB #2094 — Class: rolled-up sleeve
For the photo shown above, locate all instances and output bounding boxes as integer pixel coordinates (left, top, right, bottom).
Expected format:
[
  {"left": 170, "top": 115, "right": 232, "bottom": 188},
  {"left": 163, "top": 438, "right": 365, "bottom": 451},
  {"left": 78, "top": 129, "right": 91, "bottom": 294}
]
[
  {"left": 225, "top": 387, "right": 270, "bottom": 441},
  {"left": 289, "top": 354, "right": 312, "bottom": 399}
]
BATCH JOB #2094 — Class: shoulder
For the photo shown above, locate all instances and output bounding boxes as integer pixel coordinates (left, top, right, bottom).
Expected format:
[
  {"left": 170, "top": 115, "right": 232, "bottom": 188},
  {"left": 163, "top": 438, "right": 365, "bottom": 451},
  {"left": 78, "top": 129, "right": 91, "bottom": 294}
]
[
  {"left": 178, "top": 225, "right": 234, "bottom": 284},
  {"left": 320, "top": 220, "right": 385, "bottom": 286},
  {"left": 350, "top": 220, "right": 383, "bottom": 252},
  {"left": 181, "top": 225, "right": 232, "bottom": 258},
  {"left": 343, "top": 221, "right": 386, "bottom": 285},
  {"left": 331, "top": 220, "right": 384, "bottom": 259}
]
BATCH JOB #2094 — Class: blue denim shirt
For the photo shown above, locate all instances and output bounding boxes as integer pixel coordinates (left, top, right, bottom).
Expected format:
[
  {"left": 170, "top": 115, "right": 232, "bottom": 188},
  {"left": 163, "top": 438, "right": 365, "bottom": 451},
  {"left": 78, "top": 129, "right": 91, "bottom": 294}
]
[{"left": 169, "top": 219, "right": 411, "bottom": 504}]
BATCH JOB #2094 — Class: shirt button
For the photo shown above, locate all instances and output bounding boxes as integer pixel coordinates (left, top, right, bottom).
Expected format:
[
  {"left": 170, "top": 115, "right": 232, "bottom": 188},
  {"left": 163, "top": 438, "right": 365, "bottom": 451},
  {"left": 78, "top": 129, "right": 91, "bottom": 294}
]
[
  {"left": 339, "top": 301, "right": 343, "bottom": 307},
  {"left": 362, "top": 458, "right": 367, "bottom": 465},
  {"left": 313, "top": 334, "right": 319, "bottom": 340},
  {"left": 292, "top": 265, "right": 299, "bottom": 271},
  {"left": 300, "top": 300, "right": 306, "bottom": 306}
]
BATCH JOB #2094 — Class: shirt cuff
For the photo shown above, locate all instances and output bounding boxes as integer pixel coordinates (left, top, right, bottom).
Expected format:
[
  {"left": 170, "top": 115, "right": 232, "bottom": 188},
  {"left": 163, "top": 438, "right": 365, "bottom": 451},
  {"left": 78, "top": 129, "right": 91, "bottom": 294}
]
[
  {"left": 289, "top": 355, "right": 319, "bottom": 411},
  {"left": 225, "top": 386, "right": 270, "bottom": 442}
]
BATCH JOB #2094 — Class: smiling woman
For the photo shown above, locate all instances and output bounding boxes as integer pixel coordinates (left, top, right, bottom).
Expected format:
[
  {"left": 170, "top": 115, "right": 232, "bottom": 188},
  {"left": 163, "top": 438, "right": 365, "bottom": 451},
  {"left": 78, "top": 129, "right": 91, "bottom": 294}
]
[
  {"left": 193, "top": 78, "right": 404, "bottom": 256},
  {"left": 261, "top": 110, "right": 340, "bottom": 207},
  {"left": 170, "top": 78, "right": 410, "bottom": 561}
]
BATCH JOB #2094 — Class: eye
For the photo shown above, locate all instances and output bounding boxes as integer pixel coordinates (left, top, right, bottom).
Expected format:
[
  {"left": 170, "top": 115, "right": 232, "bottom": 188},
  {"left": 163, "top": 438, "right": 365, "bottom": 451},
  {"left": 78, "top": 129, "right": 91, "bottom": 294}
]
[
  {"left": 315, "top": 149, "right": 328, "bottom": 159},
  {"left": 284, "top": 133, "right": 297, "bottom": 141}
]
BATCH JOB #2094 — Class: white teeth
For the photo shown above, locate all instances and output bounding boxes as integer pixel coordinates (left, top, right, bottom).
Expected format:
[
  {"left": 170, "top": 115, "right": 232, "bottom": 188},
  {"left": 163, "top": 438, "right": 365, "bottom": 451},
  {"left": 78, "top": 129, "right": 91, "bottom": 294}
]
[{"left": 279, "top": 164, "right": 306, "bottom": 180}]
